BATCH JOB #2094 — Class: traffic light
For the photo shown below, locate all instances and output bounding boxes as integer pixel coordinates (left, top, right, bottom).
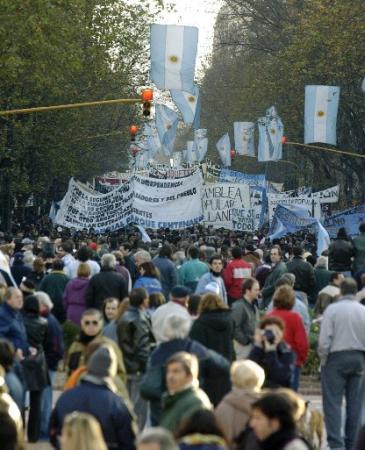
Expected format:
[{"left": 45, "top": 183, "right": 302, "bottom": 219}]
[
  {"left": 141, "top": 88, "right": 153, "bottom": 117},
  {"left": 129, "top": 124, "right": 138, "bottom": 142}
]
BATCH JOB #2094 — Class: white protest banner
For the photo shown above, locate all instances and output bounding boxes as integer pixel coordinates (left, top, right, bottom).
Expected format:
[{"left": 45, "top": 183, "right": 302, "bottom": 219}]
[
  {"left": 268, "top": 193, "right": 321, "bottom": 221},
  {"left": 202, "top": 183, "right": 251, "bottom": 229},
  {"left": 56, "top": 171, "right": 204, "bottom": 232},
  {"left": 312, "top": 185, "right": 339, "bottom": 203},
  {"left": 231, "top": 208, "right": 255, "bottom": 232}
]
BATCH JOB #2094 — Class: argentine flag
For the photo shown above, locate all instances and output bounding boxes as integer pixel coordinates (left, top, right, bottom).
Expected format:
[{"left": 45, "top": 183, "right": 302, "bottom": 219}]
[
  {"left": 304, "top": 85, "right": 340, "bottom": 145},
  {"left": 155, "top": 104, "right": 179, "bottom": 156},
  {"left": 170, "top": 85, "right": 201, "bottom": 129},
  {"left": 187, "top": 141, "right": 197, "bottom": 163},
  {"left": 144, "top": 123, "right": 161, "bottom": 157},
  {"left": 234, "top": 122, "right": 255, "bottom": 156},
  {"left": 195, "top": 137, "right": 208, "bottom": 162},
  {"left": 216, "top": 133, "right": 231, "bottom": 167},
  {"left": 258, "top": 106, "right": 283, "bottom": 162},
  {"left": 150, "top": 24, "right": 199, "bottom": 93}
]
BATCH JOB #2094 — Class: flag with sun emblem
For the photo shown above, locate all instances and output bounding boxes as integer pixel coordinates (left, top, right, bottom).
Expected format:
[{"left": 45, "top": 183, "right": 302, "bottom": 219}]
[
  {"left": 234, "top": 122, "right": 255, "bottom": 157},
  {"left": 170, "top": 84, "right": 201, "bottom": 129},
  {"left": 257, "top": 106, "right": 284, "bottom": 162},
  {"left": 155, "top": 104, "right": 179, "bottom": 156},
  {"left": 304, "top": 85, "right": 340, "bottom": 145},
  {"left": 194, "top": 129, "right": 208, "bottom": 162},
  {"left": 216, "top": 133, "right": 231, "bottom": 167},
  {"left": 150, "top": 24, "right": 199, "bottom": 93}
]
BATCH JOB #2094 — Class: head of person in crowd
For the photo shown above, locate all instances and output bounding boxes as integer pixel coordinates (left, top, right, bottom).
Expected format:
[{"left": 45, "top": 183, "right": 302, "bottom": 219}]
[
  {"left": 102, "top": 298, "right": 119, "bottom": 323},
  {"left": 34, "top": 291, "right": 53, "bottom": 315},
  {"left": 198, "top": 292, "right": 227, "bottom": 314},
  {"left": 170, "top": 285, "right": 191, "bottom": 307},
  {"left": 0, "top": 282, "right": 7, "bottom": 304},
  {"left": 250, "top": 393, "right": 297, "bottom": 442},
  {"left": 330, "top": 272, "right": 344, "bottom": 287},
  {"left": 52, "top": 258, "right": 65, "bottom": 272},
  {"left": 305, "top": 254, "right": 317, "bottom": 267},
  {"left": 275, "top": 273, "right": 295, "bottom": 289},
  {"left": 32, "top": 257, "right": 45, "bottom": 275},
  {"left": 242, "top": 277, "right": 260, "bottom": 303},
  {"left": 80, "top": 309, "right": 103, "bottom": 342},
  {"left": 209, "top": 255, "right": 223, "bottom": 276},
  {"left": 275, "top": 388, "right": 306, "bottom": 423},
  {"left": 139, "top": 261, "right": 160, "bottom": 279},
  {"left": 0, "top": 391, "right": 25, "bottom": 450},
  {"left": 22, "top": 250, "right": 34, "bottom": 269},
  {"left": 100, "top": 253, "right": 117, "bottom": 271},
  {"left": 149, "top": 292, "right": 165, "bottom": 310},
  {"left": 23, "top": 294, "right": 41, "bottom": 316},
  {"left": 4, "top": 288, "right": 23, "bottom": 311},
  {"left": 176, "top": 409, "right": 227, "bottom": 444},
  {"left": 129, "top": 288, "right": 149, "bottom": 310},
  {"left": 187, "top": 246, "right": 200, "bottom": 260},
  {"left": 269, "top": 245, "right": 282, "bottom": 265},
  {"left": 340, "top": 277, "right": 358, "bottom": 297},
  {"left": 163, "top": 315, "right": 192, "bottom": 341},
  {"left": 255, "top": 248, "right": 264, "bottom": 263},
  {"left": 230, "top": 360, "right": 265, "bottom": 392},
  {"left": 19, "top": 278, "right": 35, "bottom": 298},
  {"left": 76, "top": 246, "right": 92, "bottom": 263},
  {"left": 231, "top": 246, "right": 243, "bottom": 260},
  {"left": 119, "top": 242, "right": 132, "bottom": 257},
  {"left": 315, "top": 255, "right": 328, "bottom": 270},
  {"left": 337, "top": 227, "right": 350, "bottom": 241},
  {"left": 272, "top": 285, "right": 295, "bottom": 311},
  {"left": 258, "top": 316, "right": 285, "bottom": 349},
  {"left": 165, "top": 352, "right": 199, "bottom": 395},
  {"left": 136, "top": 427, "right": 178, "bottom": 450},
  {"left": 113, "top": 251, "right": 125, "bottom": 266},
  {"left": 86, "top": 345, "right": 118, "bottom": 384},
  {"left": 359, "top": 222, "right": 365, "bottom": 235},
  {"left": 77, "top": 262, "right": 91, "bottom": 280},
  {"left": 292, "top": 245, "right": 304, "bottom": 258},
  {"left": 188, "top": 294, "right": 201, "bottom": 317},
  {"left": 0, "top": 338, "right": 16, "bottom": 372},
  {"left": 134, "top": 250, "right": 152, "bottom": 267},
  {"left": 60, "top": 411, "right": 107, "bottom": 450},
  {"left": 57, "top": 240, "right": 74, "bottom": 258},
  {"left": 159, "top": 244, "right": 173, "bottom": 260}
]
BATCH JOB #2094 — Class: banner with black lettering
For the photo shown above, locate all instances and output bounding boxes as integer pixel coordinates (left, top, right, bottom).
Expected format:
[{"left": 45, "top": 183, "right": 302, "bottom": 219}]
[
  {"left": 202, "top": 183, "right": 251, "bottom": 229},
  {"left": 56, "top": 172, "right": 203, "bottom": 231}
]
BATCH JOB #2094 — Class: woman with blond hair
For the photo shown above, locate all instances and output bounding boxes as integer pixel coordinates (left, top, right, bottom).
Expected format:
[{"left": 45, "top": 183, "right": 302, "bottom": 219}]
[
  {"left": 60, "top": 412, "right": 107, "bottom": 450},
  {"left": 189, "top": 292, "right": 234, "bottom": 405}
]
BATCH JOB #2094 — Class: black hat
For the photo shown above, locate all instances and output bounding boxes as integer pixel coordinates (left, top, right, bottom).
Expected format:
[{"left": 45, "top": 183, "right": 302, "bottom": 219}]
[{"left": 171, "top": 285, "right": 191, "bottom": 298}]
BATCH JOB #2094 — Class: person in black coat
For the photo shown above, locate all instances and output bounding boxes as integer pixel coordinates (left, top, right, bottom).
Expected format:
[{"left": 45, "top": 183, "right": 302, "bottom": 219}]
[
  {"left": 248, "top": 316, "right": 295, "bottom": 389},
  {"left": 328, "top": 227, "right": 355, "bottom": 274},
  {"left": 286, "top": 246, "right": 316, "bottom": 299},
  {"left": 86, "top": 253, "right": 128, "bottom": 310},
  {"left": 10, "top": 252, "right": 32, "bottom": 287},
  {"left": 22, "top": 294, "right": 49, "bottom": 443},
  {"left": 189, "top": 292, "right": 234, "bottom": 405}
]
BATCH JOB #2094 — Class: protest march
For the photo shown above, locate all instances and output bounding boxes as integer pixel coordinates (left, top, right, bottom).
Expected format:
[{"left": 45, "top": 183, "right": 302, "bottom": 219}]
[{"left": 1, "top": 2, "right": 365, "bottom": 450}]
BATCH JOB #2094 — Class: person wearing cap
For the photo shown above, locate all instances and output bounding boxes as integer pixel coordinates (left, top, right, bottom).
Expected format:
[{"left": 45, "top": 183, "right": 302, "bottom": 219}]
[
  {"left": 195, "top": 255, "right": 228, "bottom": 305},
  {"left": 50, "top": 345, "right": 136, "bottom": 450},
  {"left": 151, "top": 285, "right": 192, "bottom": 344}
]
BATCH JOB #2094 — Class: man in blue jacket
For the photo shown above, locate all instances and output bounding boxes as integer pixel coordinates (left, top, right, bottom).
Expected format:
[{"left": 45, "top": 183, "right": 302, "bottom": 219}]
[{"left": 50, "top": 345, "right": 136, "bottom": 450}]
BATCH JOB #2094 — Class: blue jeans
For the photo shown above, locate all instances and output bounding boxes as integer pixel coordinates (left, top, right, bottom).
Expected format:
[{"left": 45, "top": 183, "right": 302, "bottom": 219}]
[
  {"left": 292, "top": 366, "right": 301, "bottom": 392},
  {"left": 5, "top": 370, "right": 24, "bottom": 411},
  {"left": 322, "top": 351, "right": 365, "bottom": 450},
  {"left": 40, "top": 370, "right": 56, "bottom": 439}
]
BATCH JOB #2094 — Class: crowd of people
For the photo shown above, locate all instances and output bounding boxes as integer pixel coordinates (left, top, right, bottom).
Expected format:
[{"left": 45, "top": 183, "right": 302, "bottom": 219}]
[{"left": 0, "top": 220, "right": 365, "bottom": 450}]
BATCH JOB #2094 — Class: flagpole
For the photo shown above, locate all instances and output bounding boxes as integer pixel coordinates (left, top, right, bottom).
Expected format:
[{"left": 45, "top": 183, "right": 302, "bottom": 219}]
[
  {"left": 286, "top": 141, "right": 365, "bottom": 160},
  {"left": 0, "top": 98, "right": 142, "bottom": 116}
]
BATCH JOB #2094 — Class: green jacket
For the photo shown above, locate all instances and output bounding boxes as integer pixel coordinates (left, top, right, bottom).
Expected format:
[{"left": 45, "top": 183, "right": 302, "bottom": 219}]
[
  {"left": 261, "top": 261, "right": 287, "bottom": 307},
  {"left": 160, "top": 385, "right": 211, "bottom": 432},
  {"left": 39, "top": 271, "right": 69, "bottom": 322},
  {"left": 179, "top": 259, "right": 209, "bottom": 285},
  {"left": 353, "top": 233, "right": 365, "bottom": 273}
]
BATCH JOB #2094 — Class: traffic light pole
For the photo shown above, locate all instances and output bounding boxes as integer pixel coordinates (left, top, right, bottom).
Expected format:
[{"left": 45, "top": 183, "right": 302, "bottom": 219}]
[
  {"left": 286, "top": 141, "right": 365, "bottom": 160},
  {"left": 0, "top": 98, "right": 143, "bottom": 116}
]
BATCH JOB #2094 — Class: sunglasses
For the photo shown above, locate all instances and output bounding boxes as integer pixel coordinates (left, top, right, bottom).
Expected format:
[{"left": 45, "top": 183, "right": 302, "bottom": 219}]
[{"left": 83, "top": 320, "right": 100, "bottom": 326}]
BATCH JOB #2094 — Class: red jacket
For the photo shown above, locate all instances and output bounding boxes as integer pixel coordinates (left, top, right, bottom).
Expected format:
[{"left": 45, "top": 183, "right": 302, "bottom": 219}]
[
  {"left": 223, "top": 258, "right": 252, "bottom": 300},
  {"left": 267, "top": 309, "right": 308, "bottom": 366}
]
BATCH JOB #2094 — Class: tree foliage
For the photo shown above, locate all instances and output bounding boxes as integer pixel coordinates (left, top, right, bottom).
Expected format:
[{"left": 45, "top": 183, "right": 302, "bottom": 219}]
[
  {"left": 0, "top": 0, "right": 163, "bottom": 209},
  {"left": 201, "top": 0, "right": 365, "bottom": 202}
]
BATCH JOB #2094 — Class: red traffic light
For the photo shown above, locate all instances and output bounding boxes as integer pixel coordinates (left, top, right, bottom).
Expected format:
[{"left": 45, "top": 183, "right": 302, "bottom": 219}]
[
  {"left": 230, "top": 148, "right": 236, "bottom": 158},
  {"left": 141, "top": 88, "right": 153, "bottom": 102},
  {"left": 129, "top": 125, "right": 138, "bottom": 135},
  {"left": 281, "top": 136, "right": 287, "bottom": 145}
]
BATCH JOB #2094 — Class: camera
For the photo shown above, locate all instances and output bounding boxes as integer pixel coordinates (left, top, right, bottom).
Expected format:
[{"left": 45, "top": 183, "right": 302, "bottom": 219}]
[{"left": 262, "top": 329, "right": 276, "bottom": 344}]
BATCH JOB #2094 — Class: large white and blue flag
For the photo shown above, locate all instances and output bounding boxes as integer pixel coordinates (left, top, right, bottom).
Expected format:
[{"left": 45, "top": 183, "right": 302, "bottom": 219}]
[
  {"left": 258, "top": 106, "right": 284, "bottom": 162},
  {"left": 155, "top": 104, "right": 179, "bottom": 156},
  {"left": 194, "top": 137, "right": 208, "bottom": 162},
  {"left": 186, "top": 140, "right": 197, "bottom": 164},
  {"left": 170, "top": 84, "right": 201, "bottom": 129},
  {"left": 304, "top": 85, "right": 340, "bottom": 145},
  {"left": 216, "top": 133, "right": 231, "bottom": 166},
  {"left": 234, "top": 122, "right": 255, "bottom": 156},
  {"left": 150, "top": 24, "right": 198, "bottom": 93}
]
